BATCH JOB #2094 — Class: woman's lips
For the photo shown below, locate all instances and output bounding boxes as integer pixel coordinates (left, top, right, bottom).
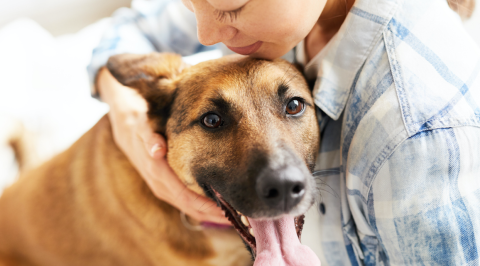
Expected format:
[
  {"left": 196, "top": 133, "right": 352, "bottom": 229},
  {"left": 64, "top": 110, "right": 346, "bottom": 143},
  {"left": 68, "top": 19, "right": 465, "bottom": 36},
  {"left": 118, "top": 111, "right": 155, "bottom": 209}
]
[{"left": 227, "top": 41, "right": 263, "bottom": 55}]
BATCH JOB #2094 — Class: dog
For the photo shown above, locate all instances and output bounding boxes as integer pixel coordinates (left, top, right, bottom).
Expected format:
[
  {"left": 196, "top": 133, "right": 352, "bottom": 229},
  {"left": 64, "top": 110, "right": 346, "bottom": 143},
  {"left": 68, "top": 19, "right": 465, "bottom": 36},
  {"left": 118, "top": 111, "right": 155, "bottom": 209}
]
[
  {"left": 0, "top": 114, "right": 40, "bottom": 194},
  {"left": 0, "top": 53, "right": 321, "bottom": 266}
]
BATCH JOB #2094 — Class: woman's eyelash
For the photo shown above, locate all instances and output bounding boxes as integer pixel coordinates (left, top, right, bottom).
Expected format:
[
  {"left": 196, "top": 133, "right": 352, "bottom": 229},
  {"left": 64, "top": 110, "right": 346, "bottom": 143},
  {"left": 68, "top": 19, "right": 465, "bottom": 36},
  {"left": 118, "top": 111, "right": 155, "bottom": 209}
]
[{"left": 215, "top": 7, "right": 243, "bottom": 22}]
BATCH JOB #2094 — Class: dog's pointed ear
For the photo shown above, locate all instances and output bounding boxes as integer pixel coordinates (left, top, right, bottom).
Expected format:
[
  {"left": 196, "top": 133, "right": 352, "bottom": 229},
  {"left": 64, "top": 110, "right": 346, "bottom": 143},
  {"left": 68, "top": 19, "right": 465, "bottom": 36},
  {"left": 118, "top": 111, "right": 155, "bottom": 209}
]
[{"left": 106, "top": 52, "right": 188, "bottom": 134}]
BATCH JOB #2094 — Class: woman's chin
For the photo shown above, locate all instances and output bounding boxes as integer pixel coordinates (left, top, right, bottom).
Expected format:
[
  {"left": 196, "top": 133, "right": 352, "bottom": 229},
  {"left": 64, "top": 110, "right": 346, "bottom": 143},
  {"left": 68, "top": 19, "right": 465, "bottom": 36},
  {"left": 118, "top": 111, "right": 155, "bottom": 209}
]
[{"left": 245, "top": 43, "right": 292, "bottom": 60}]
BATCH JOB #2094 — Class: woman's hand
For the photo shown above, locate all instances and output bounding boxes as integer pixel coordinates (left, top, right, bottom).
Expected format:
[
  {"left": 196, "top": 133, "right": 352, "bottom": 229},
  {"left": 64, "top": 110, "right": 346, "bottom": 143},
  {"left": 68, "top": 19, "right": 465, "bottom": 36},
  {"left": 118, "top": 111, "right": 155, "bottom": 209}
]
[{"left": 96, "top": 67, "right": 229, "bottom": 225}]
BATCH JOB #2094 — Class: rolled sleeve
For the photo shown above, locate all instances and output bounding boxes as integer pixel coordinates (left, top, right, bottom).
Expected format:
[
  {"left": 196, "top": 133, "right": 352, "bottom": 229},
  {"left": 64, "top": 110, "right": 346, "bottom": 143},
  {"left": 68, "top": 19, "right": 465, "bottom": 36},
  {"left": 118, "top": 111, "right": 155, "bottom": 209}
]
[
  {"left": 87, "top": 0, "right": 214, "bottom": 98},
  {"left": 369, "top": 126, "right": 480, "bottom": 265}
]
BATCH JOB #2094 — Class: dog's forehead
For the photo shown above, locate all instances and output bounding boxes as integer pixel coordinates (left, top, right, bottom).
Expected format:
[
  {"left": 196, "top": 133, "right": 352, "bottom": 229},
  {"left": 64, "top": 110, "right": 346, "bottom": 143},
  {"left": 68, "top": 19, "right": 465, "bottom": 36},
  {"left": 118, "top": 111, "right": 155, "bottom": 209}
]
[
  {"left": 176, "top": 58, "right": 307, "bottom": 110},
  {"left": 179, "top": 57, "right": 306, "bottom": 96},
  {"left": 164, "top": 57, "right": 313, "bottom": 137}
]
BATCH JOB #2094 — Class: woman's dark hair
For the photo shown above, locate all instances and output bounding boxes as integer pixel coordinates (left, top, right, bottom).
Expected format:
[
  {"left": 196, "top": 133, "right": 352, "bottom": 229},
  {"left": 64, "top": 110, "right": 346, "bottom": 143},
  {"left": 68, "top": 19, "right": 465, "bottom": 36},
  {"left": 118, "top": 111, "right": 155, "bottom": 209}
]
[{"left": 448, "top": 0, "right": 476, "bottom": 19}]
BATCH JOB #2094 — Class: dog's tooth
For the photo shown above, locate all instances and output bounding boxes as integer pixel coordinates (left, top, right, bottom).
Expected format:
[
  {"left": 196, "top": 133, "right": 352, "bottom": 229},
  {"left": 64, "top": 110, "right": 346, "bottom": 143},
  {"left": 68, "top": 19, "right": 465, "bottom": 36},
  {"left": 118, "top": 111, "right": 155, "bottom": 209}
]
[
  {"left": 249, "top": 228, "right": 255, "bottom": 237},
  {"left": 241, "top": 215, "right": 250, "bottom": 226},
  {"left": 236, "top": 210, "right": 241, "bottom": 215}
]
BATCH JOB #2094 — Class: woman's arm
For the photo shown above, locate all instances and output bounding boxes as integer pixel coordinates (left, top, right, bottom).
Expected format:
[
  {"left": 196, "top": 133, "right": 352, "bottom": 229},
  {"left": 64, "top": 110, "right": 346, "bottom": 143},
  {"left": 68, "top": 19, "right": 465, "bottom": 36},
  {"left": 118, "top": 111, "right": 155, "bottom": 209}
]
[
  {"left": 368, "top": 126, "right": 480, "bottom": 264},
  {"left": 88, "top": 0, "right": 227, "bottom": 224},
  {"left": 88, "top": 0, "right": 216, "bottom": 98},
  {"left": 97, "top": 67, "right": 228, "bottom": 224}
]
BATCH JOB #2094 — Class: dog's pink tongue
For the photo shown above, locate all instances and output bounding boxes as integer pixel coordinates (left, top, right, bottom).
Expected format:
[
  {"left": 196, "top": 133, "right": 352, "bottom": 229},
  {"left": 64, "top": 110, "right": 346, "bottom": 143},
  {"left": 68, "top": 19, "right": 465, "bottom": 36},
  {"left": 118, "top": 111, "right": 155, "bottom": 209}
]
[{"left": 250, "top": 216, "right": 320, "bottom": 266}]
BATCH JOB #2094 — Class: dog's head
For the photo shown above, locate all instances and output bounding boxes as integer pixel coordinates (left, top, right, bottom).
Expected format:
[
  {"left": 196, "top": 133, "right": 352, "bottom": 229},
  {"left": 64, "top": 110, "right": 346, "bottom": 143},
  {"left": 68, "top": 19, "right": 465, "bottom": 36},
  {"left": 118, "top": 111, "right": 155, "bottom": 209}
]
[{"left": 107, "top": 53, "right": 320, "bottom": 264}]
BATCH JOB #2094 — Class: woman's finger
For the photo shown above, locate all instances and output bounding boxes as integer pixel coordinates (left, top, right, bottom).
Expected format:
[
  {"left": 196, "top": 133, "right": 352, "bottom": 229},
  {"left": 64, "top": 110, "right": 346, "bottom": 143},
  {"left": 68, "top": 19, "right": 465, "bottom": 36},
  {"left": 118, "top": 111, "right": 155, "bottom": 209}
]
[
  {"left": 99, "top": 68, "right": 229, "bottom": 225},
  {"left": 143, "top": 131, "right": 168, "bottom": 159},
  {"left": 145, "top": 156, "right": 230, "bottom": 225}
]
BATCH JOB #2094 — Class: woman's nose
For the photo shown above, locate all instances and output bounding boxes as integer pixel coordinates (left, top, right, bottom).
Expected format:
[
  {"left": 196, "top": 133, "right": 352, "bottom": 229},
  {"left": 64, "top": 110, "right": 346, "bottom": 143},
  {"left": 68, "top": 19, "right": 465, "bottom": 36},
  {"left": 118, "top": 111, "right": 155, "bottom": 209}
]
[{"left": 194, "top": 7, "right": 237, "bottom": 46}]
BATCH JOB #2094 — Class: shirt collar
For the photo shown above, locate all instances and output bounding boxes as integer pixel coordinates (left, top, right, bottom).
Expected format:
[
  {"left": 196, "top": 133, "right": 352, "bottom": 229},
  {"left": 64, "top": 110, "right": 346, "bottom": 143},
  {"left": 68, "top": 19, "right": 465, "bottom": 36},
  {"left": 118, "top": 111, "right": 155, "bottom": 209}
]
[{"left": 309, "top": 0, "right": 401, "bottom": 120}]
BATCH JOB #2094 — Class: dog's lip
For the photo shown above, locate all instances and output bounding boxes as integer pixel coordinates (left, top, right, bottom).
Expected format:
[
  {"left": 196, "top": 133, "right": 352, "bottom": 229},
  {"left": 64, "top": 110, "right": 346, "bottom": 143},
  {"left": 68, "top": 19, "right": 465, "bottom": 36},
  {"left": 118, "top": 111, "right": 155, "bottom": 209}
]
[
  {"left": 210, "top": 187, "right": 305, "bottom": 259},
  {"left": 212, "top": 188, "right": 257, "bottom": 255}
]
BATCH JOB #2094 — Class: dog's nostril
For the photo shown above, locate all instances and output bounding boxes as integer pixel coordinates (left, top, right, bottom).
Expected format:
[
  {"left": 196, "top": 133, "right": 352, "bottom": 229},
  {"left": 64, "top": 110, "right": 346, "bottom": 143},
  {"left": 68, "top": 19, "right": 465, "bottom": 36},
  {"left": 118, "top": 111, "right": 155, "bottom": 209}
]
[
  {"left": 256, "top": 166, "right": 307, "bottom": 212},
  {"left": 291, "top": 183, "right": 305, "bottom": 200},
  {"left": 265, "top": 188, "right": 279, "bottom": 199},
  {"left": 292, "top": 184, "right": 303, "bottom": 194}
]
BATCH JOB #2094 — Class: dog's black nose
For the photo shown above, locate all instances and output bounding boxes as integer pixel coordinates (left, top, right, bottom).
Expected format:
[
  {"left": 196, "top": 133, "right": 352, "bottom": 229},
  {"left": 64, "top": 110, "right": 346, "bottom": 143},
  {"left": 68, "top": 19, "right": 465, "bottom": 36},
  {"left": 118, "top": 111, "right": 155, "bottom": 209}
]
[{"left": 256, "top": 166, "right": 306, "bottom": 211}]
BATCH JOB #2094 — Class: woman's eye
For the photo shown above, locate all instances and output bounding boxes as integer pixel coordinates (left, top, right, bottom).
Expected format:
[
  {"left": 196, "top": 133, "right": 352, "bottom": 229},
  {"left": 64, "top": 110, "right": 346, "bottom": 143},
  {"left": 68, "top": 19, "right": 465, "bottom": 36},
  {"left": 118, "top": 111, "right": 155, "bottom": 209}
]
[
  {"left": 202, "top": 113, "right": 222, "bottom": 128},
  {"left": 286, "top": 98, "right": 305, "bottom": 115}
]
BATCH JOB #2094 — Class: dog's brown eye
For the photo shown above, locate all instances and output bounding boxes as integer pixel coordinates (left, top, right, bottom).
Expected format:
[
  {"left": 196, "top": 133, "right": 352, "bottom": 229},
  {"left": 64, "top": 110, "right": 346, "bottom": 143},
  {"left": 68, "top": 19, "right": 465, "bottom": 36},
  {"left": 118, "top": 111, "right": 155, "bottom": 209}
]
[
  {"left": 286, "top": 98, "right": 304, "bottom": 115},
  {"left": 202, "top": 113, "right": 222, "bottom": 128}
]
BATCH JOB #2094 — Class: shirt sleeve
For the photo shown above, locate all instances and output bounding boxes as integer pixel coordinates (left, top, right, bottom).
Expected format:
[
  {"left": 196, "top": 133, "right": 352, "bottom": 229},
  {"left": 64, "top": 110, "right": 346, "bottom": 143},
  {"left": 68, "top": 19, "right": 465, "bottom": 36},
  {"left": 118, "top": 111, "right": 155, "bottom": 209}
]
[
  {"left": 87, "top": 0, "right": 216, "bottom": 98},
  {"left": 369, "top": 126, "right": 480, "bottom": 265}
]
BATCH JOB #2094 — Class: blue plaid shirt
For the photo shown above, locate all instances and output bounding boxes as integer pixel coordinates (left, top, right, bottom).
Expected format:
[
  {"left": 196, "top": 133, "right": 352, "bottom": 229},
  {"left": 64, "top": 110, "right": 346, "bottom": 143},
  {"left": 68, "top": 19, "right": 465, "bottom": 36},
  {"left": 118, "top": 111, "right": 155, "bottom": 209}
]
[{"left": 88, "top": 0, "right": 480, "bottom": 265}]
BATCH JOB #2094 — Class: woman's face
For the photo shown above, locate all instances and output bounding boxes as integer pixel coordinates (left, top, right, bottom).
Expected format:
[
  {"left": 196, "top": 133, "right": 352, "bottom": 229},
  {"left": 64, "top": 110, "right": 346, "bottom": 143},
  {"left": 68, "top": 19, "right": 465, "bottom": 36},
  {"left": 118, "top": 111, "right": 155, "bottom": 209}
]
[{"left": 182, "top": 0, "right": 326, "bottom": 59}]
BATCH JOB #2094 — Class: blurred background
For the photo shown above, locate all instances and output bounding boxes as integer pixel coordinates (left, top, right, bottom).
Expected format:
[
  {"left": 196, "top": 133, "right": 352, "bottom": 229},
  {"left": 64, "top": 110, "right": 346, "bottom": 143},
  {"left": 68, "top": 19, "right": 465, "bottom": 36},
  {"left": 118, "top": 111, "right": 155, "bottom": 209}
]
[
  {"left": 0, "top": 0, "right": 130, "bottom": 36},
  {"left": 0, "top": 0, "right": 479, "bottom": 192},
  {"left": 0, "top": 0, "right": 131, "bottom": 191}
]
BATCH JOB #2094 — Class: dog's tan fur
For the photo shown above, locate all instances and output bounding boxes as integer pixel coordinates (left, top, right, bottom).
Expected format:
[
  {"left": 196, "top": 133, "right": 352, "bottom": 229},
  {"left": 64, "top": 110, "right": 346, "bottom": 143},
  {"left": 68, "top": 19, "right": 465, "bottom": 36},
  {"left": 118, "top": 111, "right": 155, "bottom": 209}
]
[
  {"left": 0, "top": 116, "right": 39, "bottom": 174},
  {"left": 0, "top": 54, "right": 318, "bottom": 266},
  {"left": 1, "top": 116, "right": 249, "bottom": 266}
]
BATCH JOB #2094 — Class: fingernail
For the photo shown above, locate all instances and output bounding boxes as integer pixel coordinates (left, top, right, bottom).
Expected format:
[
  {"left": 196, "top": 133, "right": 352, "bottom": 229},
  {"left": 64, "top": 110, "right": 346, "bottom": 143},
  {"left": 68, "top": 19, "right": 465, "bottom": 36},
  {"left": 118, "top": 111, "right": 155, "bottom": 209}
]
[{"left": 150, "top": 143, "right": 162, "bottom": 157}]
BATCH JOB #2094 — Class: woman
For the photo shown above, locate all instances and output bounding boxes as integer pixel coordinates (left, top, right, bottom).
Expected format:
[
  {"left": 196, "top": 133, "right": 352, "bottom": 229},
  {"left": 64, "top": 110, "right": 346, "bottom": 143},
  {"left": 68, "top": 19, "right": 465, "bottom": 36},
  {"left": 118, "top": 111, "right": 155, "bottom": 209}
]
[{"left": 88, "top": 0, "right": 480, "bottom": 264}]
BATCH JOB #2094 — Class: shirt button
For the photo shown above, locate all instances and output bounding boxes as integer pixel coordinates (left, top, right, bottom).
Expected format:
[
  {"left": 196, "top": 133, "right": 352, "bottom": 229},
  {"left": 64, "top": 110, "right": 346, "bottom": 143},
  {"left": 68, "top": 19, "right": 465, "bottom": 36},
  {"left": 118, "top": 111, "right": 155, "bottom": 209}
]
[{"left": 319, "top": 203, "right": 326, "bottom": 214}]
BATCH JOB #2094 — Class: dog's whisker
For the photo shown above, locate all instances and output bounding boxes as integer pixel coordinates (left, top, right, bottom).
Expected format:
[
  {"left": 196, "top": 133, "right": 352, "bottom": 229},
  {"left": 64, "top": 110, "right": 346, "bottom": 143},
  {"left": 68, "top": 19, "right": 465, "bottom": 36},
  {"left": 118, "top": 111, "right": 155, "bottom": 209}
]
[
  {"left": 173, "top": 183, "right": 191, "bottom": 202},
  {"left": 280, "top": 63, "right": 299, "bottom": 88},
  {"left": 312, "top": 169, "right": 340, "bottom": 176},
  {"left": 197, "top": 201, "right": 213, "bottom": 212},
  {"left": 314, "top": 181, "right": 339, "bottom": 199},
  {"left": 279, "top": 63, "right": 294, "bottom": 86},
  {"left": 200, "top": 202, "right": 218, "bottom": 212},
  {"left": 284, "top": 69, "right": 300, "bottom": 87}
]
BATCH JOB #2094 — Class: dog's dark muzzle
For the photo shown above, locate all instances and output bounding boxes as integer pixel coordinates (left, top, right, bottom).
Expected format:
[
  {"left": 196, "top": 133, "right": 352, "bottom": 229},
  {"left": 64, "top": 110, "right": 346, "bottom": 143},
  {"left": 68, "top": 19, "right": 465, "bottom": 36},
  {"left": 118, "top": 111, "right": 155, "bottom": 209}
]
[{"left": 199, "top": 145, "right": 315, "bottom": 220}]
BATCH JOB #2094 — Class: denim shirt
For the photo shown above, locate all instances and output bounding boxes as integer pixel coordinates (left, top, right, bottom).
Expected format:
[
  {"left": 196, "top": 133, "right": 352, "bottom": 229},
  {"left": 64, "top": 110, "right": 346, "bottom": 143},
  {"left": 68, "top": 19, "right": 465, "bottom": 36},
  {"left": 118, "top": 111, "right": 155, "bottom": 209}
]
[
  {"left": 87, "top": 0, "right": 480, "bottom": 265},
  {"left": 311, "top": 0, "right": 480, "bottom": 265}
]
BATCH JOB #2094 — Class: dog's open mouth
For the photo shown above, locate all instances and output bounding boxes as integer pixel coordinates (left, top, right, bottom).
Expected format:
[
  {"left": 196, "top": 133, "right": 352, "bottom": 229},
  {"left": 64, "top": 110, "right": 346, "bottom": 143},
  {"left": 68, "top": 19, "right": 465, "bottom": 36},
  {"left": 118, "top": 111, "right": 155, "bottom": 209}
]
[{"left": 211, "top": 189, "right": 305, "bottom": 259}]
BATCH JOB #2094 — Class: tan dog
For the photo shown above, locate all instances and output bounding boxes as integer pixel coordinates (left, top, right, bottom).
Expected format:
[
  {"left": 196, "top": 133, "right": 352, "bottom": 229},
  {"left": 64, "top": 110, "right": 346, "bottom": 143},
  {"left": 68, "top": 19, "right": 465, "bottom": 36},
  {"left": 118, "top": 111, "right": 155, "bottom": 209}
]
[
  {"left": 0, "top": 115, "right": 39, "bottom": 176},
  {"left": 0, "top": 53, "right": 320, "bottom": 266}
]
